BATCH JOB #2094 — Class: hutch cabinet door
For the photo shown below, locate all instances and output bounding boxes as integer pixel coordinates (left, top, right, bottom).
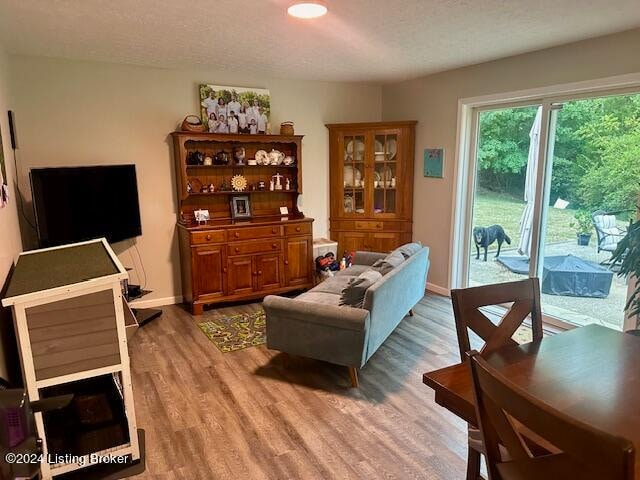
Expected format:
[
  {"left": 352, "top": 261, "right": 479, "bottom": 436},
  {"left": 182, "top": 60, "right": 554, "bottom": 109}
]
[
  {"left": 227, "top": 256, "right": 254, "bottom": 296},
  {"left": 338, "top": 232, "right": 368, "bottom": 253},
  {"left": 367, "top": 232, "right": 401, "bottom": 253},
  {"left": 336, "top": 131, "right": 371, "bottom": 218},
  {"left": 371, "top": 129, "right": 403, "bottom": 218},
  {"left": 284, "top": 237, "right": 312, "bottom": 286},
  {"left": 193, "top": 246, "right": 227, "bottom": 298},
  {"left": 254, "top": 253, "right": 282, "bottom": 292}
]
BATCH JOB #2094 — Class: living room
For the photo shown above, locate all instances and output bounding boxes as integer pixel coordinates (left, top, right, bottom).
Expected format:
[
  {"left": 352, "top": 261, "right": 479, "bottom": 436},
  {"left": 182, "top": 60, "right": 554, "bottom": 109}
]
[{"left": 0, "top": 1, "right": 640, "bottom": 479}]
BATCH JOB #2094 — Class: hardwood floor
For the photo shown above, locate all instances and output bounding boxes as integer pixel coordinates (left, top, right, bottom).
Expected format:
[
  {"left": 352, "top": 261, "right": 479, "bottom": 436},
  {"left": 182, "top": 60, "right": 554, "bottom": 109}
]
[{"left": 129, "top": 294, "right": 468, "bottom": 479}]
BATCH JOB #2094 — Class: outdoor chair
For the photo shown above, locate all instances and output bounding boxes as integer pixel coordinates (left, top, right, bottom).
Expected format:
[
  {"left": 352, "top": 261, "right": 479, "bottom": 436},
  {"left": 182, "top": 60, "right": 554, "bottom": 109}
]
[{"left": 592, "top": 210, "right": 628, "bottom": 267}]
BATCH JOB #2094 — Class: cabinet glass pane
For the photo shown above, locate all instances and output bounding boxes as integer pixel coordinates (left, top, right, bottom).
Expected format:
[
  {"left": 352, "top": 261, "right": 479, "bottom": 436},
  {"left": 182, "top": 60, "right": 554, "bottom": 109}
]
[
  {"left": 343, "top": 135, "right": 365, "bottom": 214},
  {"left": 373, "top": 134, "right": 397, "bottom": 214}
]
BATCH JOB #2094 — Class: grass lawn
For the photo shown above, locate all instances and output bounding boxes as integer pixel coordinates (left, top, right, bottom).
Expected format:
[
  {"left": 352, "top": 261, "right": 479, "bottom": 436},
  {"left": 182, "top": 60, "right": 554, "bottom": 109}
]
[{"left": 473, "top": 190, "right": 578, "bottom": 249}]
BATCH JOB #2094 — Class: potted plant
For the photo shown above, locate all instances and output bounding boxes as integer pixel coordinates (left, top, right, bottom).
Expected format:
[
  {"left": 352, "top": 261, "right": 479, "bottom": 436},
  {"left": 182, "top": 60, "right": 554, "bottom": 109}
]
[
  {"left": 570, "top": 210, "right": 593, "bottom": 246},
  {"left": 611, "top": 214, "right": 640, "bottom": 320}
]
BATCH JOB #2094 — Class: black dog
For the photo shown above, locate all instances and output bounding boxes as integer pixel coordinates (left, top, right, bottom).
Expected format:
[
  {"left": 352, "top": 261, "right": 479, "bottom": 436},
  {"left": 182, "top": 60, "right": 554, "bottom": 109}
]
[{"left": 473, "top": 225, "right": 511, "bottom": 261}]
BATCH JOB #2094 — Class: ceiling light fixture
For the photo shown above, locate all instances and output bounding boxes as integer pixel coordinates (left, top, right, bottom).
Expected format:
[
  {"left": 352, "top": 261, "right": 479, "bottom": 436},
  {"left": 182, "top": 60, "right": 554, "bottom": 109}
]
[{"left": 287, "top": 1, "right": 328, "bottom": 19}]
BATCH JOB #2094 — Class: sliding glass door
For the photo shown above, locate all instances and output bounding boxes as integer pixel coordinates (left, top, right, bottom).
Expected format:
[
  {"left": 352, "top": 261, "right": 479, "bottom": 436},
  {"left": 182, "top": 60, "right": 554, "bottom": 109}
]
[{"left": 462, "top": 92, "right": 640, "bottom": 331}]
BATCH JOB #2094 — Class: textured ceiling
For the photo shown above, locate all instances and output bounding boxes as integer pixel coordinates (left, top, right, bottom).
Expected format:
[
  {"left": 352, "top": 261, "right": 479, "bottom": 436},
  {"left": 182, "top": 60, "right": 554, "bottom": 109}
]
[{"left": 0, "top": 0, "right": 638, "bottom": 82}]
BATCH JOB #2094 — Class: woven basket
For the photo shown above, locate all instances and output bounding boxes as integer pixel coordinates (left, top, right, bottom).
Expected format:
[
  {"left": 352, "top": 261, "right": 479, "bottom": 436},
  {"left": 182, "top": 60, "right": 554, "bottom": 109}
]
[
  {"left": 181, "top": 115, "right": 206, "bottom": 133},
  {"left": 280, "top": 121, "right": 294, "bottom": 136}
]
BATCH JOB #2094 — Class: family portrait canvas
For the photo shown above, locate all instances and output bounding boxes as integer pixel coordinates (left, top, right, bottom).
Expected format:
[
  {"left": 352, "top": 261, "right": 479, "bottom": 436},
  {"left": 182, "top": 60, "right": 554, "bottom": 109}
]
[{"left": 199, "top": 84, "right": 271, "bottom": 135}]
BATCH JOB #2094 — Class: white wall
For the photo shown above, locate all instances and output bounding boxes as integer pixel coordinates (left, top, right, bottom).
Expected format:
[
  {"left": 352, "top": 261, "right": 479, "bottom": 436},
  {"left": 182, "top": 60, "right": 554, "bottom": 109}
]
[
  {"left": 9, "top": 56, "right": 382, "bottom": 304},
  {"left": 382, "top": 28, "right": 640, "bottom": 291},
  {"left": 0, "top": 45, "right": 23, "bottom": 382}
]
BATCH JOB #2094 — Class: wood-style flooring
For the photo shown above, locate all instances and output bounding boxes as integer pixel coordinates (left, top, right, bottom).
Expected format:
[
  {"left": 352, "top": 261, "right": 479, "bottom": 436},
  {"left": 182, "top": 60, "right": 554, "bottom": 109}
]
[{"left": 129, "top": 294, "right": 468, "bottom": 479}]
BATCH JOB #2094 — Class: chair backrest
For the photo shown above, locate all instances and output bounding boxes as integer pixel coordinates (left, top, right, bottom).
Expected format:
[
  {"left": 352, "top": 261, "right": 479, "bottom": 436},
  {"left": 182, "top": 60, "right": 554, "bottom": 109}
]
[
  {"left": 451, "top": 278, "right": 543, "bottom": 361},
  {"left": 468, "top": 351, "right": 635, "bottom": 480},
  {"left": 592, "top": 210, "right": 619, "bottom": 247}
]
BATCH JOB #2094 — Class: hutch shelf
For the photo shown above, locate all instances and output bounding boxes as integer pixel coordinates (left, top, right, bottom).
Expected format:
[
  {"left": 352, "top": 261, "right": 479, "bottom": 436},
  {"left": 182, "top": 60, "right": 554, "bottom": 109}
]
[
  {"left": 171, "top": 132, "right": 314, "bottom": 315},
  {"left": 326, "top": 121, "right": 416, "bottom": 255}
]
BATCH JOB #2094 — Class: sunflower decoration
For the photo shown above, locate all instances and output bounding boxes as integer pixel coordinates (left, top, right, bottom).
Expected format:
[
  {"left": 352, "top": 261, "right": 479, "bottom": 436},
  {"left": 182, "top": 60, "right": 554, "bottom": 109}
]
[{"left": 231, "top": 174, "right": 248, "bottom": 192}]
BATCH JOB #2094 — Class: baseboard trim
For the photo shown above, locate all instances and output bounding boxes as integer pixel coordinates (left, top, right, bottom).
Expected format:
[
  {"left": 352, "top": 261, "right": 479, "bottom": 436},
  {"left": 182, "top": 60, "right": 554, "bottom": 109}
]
[
  {"left": 129, "top": 295, "right": 183, "bottom": 309},
  {"left": 426, "top": 282, "right": 450, "bottom": 297}
]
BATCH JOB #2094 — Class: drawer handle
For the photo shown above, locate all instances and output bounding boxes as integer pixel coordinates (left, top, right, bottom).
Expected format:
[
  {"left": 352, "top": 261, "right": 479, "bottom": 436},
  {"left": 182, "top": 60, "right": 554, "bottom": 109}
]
[
  {"left": 205, "top": 234, "right": 212, "bottom": 241},
  {"left": 253, "top": 271, "right": 257, "bottom": 276},
  {"left": 234, "top": 232, "right": 240, "bottom": 238},
  {"left": 258, "top": 270, "right": 262, "bottom": 275},
  {"left": 271, "top": 228, "right": 277, "bottom": 234},
  {"left": 235, "top": 247, "right": 240, "bottom": 253},
  {"left": 272, "top": 243, "right": 277, "bottom": 249},
  {"left": 376, "top": 224, "right": 382, "bottom": 229},
  {"left": 284, "top": 260, "right": 289, "bottom": 265},
  {"left": 295, "top": 226, "right": 301, "bottom": 232},
  {"left": 223, "top": 267, "right": 227, "bottom": 273}
]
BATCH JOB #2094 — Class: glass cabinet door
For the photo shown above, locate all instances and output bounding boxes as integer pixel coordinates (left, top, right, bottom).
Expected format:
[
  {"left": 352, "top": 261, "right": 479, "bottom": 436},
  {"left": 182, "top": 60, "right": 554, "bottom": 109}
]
[
  {"left": 341, "top": 134, "right": 366, "bottom": 216},
  {"left": 372, "top": 132, "right": 399, "bottom": 216}
]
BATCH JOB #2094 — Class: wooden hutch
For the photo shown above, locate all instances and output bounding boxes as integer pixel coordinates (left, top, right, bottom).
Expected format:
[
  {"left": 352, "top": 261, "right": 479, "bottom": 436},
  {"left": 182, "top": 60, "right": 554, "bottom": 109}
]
[
  {"left": 326, "top": 121, "right": 416, "bottom": 255},
  {"left": 172, "top": 132, "right": 313, "bottom": 315}
]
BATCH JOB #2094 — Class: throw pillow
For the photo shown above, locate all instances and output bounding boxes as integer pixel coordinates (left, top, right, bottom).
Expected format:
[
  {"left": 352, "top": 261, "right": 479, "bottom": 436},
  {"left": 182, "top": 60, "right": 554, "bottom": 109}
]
[
  {"left": 339, "top": 270, "right": 383, "bottom": 308},
  {"left": 372, "top": 250, "right": 405, "bottom": 275},
  {"left": 393, "top": 241, "right": 422, "bottom": 259}
]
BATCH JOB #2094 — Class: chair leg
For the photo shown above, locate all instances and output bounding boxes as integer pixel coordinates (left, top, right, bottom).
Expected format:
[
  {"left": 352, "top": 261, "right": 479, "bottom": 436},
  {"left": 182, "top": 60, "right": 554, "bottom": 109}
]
[
  {"left": 348, "top": 367, "right": 359, "bottom": 388},
  {"left": 408, "top": 309, "right": 414, "bottom": 317},
  {"left": 466, "top": 446, "right": 481, "bottom": 480}
]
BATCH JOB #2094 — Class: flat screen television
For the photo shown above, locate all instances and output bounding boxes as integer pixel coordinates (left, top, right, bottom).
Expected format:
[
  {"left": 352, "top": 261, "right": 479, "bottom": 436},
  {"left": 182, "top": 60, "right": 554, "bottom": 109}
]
[{"left": 31, "top": 165, "right": 142, "bottom": 247}]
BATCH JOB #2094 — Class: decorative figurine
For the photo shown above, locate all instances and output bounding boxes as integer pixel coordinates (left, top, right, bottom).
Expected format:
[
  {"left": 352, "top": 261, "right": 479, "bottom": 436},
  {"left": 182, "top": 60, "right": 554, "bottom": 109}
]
[
  {"left": 285, "top": 177, "right": 291, "bottom": 191},
  {"left": 258, "top": 180, "right": 266, "bottom": 191},
  {"left": 214, "top": 150, "right": 229, "bottom": 165},
  {"left": 203, "top": 156, "right": 213, "bottom": 166},
  {"left": 273, "top": 172, "right": 284, "bottom": 191},
  {"left": 269, "top": 179, "right": 275, "bottom": 191},
  {"left": 187, "top": 150, "right": 204, "bottom": 166},
  {"left": 208, "top": 183, "right": 215, "bottom": 193},
  {"left": 187, "top": 180, "right": 193, "bottom": 193},
  {"left": 233, "top": 147, "right": 246, "bottom": 165}
]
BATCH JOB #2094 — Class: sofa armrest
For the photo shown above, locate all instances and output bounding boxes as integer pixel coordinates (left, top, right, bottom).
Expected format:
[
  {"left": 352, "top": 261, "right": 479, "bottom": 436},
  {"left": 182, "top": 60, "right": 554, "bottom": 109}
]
[
  {"left": 263, "top": 295, "right": 369, "bottom": 331},
  {"left": 264, "top": 295, "right": 371, "bottom": 368},
  {"left": 353, "top": 251, "right": 387, "bottom": 266}
]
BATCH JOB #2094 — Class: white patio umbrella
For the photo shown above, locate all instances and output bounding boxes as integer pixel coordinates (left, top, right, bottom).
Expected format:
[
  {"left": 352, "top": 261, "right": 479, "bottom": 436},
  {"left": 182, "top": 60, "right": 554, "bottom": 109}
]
[{"left": 517, "top": 106, "right": 543, "bottom": 257}]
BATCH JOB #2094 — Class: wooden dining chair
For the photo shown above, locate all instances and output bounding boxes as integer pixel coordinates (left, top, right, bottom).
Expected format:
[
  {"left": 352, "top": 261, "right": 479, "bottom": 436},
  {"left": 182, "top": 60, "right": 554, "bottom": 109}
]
[
  {"left": 467, "top": 350, "right": 635, "bottom": 480},
  {"left": 451, "top": 278, "right": 543, "bottom": 480}
]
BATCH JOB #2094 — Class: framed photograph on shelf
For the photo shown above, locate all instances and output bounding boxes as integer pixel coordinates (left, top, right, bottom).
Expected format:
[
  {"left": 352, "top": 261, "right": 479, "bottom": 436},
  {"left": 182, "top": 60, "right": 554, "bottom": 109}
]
[
  {"left": 199, "top": 84, "right": 271, "bottom": 135},
  {"left": 230, "top": 195, "right": 252, "bottom": 219}
]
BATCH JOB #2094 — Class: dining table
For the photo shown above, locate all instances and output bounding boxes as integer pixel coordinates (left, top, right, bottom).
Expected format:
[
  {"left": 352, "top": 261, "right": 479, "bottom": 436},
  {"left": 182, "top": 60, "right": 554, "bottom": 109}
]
[{"left": 423, "top": 323, "right": 640, "bottom": 476}]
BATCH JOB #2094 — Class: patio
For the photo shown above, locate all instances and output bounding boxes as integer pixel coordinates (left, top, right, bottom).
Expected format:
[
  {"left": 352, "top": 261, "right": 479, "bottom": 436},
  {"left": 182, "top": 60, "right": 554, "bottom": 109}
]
[{"left": 469, "top": 240, "right": 628, "bottom": 330}]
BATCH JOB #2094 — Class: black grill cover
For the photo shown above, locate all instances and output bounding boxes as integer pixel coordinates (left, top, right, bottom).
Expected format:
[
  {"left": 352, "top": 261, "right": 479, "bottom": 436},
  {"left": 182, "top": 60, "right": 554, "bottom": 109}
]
[{"left": 541, "top": 255, "right": 613, "bottom": 298}]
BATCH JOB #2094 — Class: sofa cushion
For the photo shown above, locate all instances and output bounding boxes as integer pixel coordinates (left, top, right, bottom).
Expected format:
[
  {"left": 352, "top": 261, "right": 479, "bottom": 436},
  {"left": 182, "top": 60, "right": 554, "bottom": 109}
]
[
  {"left": 311, "top": 275, "right": 354, "bottom": 294},
  {"left": 296, "top": 291, "right": 341, "bottom": 306},
  {"left": 393, "top": 242, "right": 422, "bottom": 259},
  {"left": 372, "top": 250, "right": 405, "bottom": 275},
  {"left": 334, "top": 265, "right": 371, "bottom": 277},
  {"left": 339, "top": 270, "right": 382, "bottom": 308}
]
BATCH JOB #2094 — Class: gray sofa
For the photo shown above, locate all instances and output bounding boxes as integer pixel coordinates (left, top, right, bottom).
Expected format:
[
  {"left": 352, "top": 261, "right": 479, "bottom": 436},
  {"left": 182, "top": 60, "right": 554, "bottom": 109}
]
[{"left": 263, "top": 245, "right": 430, "bottom": 386}]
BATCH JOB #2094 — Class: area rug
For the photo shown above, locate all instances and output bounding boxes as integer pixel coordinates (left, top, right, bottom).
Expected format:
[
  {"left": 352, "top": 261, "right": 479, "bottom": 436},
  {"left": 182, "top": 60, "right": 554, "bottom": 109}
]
[{"left": 197, "top": 309, "right": 266, "bottom": 353}]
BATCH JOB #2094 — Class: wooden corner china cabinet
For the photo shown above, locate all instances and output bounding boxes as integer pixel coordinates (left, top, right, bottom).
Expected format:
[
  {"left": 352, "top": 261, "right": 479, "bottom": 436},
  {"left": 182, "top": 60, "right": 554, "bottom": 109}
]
[
  {"left": 172, "top": 132, "right": 313, "bottom": 315},
  {"left": 326, "top": 121, "right": 416, "bottom": 255}
]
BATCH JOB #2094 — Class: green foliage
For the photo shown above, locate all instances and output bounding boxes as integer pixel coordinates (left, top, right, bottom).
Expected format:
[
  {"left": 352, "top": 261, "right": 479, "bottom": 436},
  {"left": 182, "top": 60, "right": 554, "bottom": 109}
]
[
  {"left": 477, "top": 94, "right": 640, "bottom": 213},
  {"left": 569, "top": 210, "right": 593, "bottom": 234},
  {"left": 611, "top": 217, "right": 640, "bottom": 318}
]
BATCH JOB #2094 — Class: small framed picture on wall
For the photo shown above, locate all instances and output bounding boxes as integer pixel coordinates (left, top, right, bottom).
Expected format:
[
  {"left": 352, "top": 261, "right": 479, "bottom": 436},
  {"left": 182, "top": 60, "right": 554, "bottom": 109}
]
[
  {"left": 424, "top": 148, "right": 444, "bottom": 178},
  {"left": 230, "top": 195, "right": 252, "bottom": 219}
]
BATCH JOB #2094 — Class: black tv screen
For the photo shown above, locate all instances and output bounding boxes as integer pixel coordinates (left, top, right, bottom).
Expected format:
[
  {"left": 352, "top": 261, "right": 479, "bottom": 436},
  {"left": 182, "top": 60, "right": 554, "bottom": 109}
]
[{"left": 31, "top": 165, "right": 142, "bottom": 247}]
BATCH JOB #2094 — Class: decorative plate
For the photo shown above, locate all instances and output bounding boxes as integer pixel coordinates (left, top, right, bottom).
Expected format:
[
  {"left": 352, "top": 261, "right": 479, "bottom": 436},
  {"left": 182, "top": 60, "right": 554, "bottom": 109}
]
[
  {"left": 188, "top": 177, "right": 202, "bottom": 193},
  {"left": 374, "top": 139, "right": 384, "bottom": 153},
  {"left": 386, "top": 138, "right": 397, "bottom": 159},
  {"left": 346, "top": 139, "right": 364, "bottom": 158},
  {"left": 255, "top": 150, "right": 268, "bottom": 165},
  {"left": 231, "top": 174, "right": 248, "bottom": 192},
  {"left": 343, "top": 166, "right": 363, "bottom": 187}
]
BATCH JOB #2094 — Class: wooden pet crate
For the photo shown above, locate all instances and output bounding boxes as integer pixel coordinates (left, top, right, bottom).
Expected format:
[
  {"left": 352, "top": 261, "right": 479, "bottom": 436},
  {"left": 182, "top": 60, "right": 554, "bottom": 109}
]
[
  {"left": 172, "top": 132, "right": 314, "bottom": 314},
  {"left": 1, "top": 239, "right": 140, "bottom": 479}
]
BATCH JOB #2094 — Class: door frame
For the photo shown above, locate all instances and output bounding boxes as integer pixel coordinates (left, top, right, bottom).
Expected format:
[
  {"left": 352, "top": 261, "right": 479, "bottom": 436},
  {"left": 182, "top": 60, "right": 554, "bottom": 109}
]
[{"left": 451, "top": 72, "right": 640, "bottom": 331}]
